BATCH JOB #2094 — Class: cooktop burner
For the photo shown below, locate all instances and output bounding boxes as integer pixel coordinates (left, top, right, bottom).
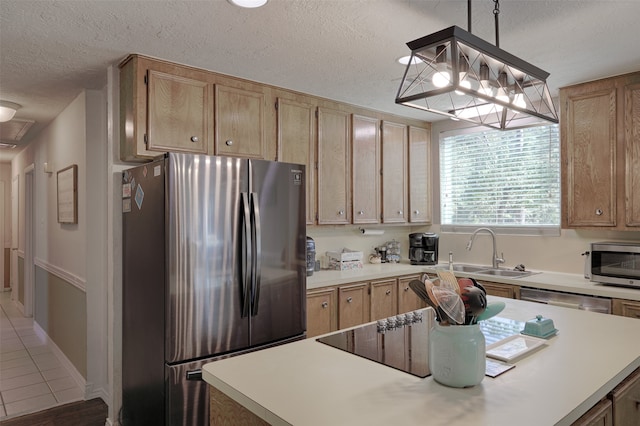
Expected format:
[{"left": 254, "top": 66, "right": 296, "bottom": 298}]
[
  {"left": 317, "top": 309, "right": 434, "bottom": 378},
  {"left": 316, "top": 308, "right": 525, "bottom": 378}
]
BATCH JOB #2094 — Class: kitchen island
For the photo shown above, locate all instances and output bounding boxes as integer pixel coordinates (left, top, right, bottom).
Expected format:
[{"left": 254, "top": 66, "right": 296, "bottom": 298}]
[{"left": 202, "top": 297, "right": 640, "bottom": 425}]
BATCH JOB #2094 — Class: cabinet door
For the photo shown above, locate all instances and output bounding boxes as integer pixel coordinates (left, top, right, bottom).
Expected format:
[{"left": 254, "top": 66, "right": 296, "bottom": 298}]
[
  {"left": 306, "top": 288, "right": 337, "bottom": 338},
  {"left": 352, "top": 115, "right": 380, "bottom": 224},
  {"left": 317, "top": 108, "right": 351, "bottom": 224},
  {"left": 277, "top": 97, "right": 316, "bottom": 225},
  {"left": 370, "top": 279, "right": 397, "bottom": 321},
  {"left": 408, "top": 126, "right": 432, "bottom": 224},
  {"left": 398, "top": 275, "right": 427, "bottom": 314},
  {"left": 381, "top": 121, "right": 408, "bottom": 223},
  {"left": 480, "top": 281, "right": 519, "bottom": 299},
  {"left": 215, "top": 85, "right": 265, "bottom": 159},
  {"left": 572, "top": 398, "right": 613, "bottom": 426},
  {"left": 561, "top": 83, "right": 617, "bottom": 227},
  {"left": 611, "top": 367, "right": 640, "bottom": 426},
  {"left": 338, "top": 282, "right": 369, "bottom": 329},
  {"left": 625, "top": 82, "right": 640, "bottom": 227},
  {"left": 612, "top": 299, "right": 640, "bottom": 319},
  {"left": 147, "top": 69, "right": 210, "bottom": 154}
]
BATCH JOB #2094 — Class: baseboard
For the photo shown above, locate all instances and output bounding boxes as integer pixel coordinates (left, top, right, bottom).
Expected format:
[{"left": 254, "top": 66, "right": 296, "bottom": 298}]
[{"left": 33, "top": 321, "right": 87, "bottom": 396}]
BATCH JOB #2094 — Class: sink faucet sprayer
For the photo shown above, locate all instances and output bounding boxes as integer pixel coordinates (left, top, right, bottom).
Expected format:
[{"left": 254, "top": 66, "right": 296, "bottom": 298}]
[{"left": 466, "top": 228, "right": 505, "bottom": 269}]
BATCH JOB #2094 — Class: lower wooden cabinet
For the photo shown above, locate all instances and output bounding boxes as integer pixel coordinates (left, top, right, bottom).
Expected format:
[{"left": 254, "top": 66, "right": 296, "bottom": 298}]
[
  {"left": 398, "top": 274, "right": 427, "bottom": 313},
  {"left": 479, "top": 280, "right": 520, "bottom": 299},
  {"left": 612, "top": 298, "right": 640, "bottom": 319},
  {"left": 370, "top": 278, "right": 397, "bottom": 321},
  {"left": 572, "top": 398, "right": 613, "bottom": 426},
  {"left": 338, "top": 282, "right": 370, "bottom": 330},
  {"left": 306, "top": 287, "right": 337, "bottom": 338},
  {"left": 610, "top": 367, "right": 640, "bottom": 425}
]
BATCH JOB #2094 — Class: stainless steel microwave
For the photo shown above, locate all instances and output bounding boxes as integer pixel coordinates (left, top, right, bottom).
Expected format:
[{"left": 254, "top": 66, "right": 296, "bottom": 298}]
[{"left": 590, "top": 242, "right": 640, "bottom": 288}]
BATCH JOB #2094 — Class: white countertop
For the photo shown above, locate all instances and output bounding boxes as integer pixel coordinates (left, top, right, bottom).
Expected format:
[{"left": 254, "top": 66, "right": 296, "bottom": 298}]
[
  {"left": 203, "top": 297, "right": 640, "bottom": 425},
  {"left": 307, "top": 262, "right": 640, "bottom": 302}
]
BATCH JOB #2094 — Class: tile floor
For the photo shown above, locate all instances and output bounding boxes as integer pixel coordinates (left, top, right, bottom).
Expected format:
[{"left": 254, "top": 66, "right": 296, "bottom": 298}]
[{"left": 0, "top": 291, "right": 84, "bottom": 420}]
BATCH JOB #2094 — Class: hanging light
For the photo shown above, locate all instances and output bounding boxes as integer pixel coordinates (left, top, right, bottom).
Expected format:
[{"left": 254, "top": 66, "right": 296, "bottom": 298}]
[{"left": 395, "top": 0, "right": 558, "bottom": 130}]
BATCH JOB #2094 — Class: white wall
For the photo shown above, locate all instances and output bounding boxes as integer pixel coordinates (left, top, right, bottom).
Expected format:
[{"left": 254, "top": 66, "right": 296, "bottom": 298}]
[{"left": 11, "top": 89, "right": 109, "bottom": 400}]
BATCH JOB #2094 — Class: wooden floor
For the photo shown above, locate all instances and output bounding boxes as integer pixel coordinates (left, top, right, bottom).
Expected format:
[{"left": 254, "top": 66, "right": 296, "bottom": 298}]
[{"left": 0, "top": 398, "right": 107, "bottom": 426}]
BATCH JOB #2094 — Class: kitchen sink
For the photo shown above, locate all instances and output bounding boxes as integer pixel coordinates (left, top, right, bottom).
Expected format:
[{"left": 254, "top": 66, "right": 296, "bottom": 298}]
[
  {"left": 476, "top": 269, "right": 536, "bottom": 278},
  {"left": 434, "top": 264, "right": 538, "bottom": 279}
]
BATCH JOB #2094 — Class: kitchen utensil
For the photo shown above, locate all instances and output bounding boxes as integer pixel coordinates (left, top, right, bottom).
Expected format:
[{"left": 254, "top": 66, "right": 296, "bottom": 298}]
[
  {"left": 431, "top": 286, "right": 465, "bottom": 325},
  {"left": 470, "top": 278, "right": 487, "bottom": 295},
  {"left": 457, "top": 277, "right": 475, "bottom": 291},
  {"left": 408, "top": 280, "right": 441, "bottom": 321},
  {"left": 475, "top": 301, "right": 506, "bottom": 322},
  {"left": 437, "top": 270, "right": 461, "bottom": 295},
  {"left": 460, "top": 285, "right": 487, "bottom": 325}
]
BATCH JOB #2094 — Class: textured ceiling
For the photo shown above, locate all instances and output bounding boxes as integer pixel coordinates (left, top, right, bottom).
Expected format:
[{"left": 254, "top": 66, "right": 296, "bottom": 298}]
[{"left": 1, "top": 0, "right": 639, "bottom": 159}]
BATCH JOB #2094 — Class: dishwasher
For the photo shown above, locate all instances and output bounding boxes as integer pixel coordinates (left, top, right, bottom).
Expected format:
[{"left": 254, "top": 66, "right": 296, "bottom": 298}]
[{"left": 520, "top": 287, "right": 612, "bottom": 314}]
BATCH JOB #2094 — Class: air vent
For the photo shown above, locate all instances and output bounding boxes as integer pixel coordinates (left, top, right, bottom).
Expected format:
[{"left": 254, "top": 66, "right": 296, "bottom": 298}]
[{"left": 0, "top": 118, "right": 35, "bottom": 146}]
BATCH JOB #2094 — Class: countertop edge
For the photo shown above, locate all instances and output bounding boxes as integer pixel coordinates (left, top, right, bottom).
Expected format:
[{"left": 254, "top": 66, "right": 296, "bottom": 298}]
[{"left": 306, "top": 263, "right": 640, "bottom": 301}]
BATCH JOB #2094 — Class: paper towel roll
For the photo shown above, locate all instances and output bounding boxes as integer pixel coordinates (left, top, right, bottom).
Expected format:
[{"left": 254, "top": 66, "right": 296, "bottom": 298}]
[{"left": 359, "top": 228, "right": 384, "bottom": 235}]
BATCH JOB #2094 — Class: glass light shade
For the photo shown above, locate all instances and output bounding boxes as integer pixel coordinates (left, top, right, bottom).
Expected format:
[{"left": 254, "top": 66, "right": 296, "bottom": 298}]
[
  {"left": 0, "top": 101, "right": 20, "bottom": 122},
  {"left": 228, "top": 0, "right": 267, "bottom": 8}
]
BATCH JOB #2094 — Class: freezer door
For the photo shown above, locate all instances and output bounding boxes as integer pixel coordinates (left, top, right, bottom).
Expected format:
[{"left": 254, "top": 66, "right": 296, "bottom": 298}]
[
  {"left": 166, "top": 359, "right": 211, "bottom": 426},
  {"left": 166, "top": 154, "right": 250, "bottom": 363},
  {"left": 248, "top": 160, "right": 306, "bottom": 346}
]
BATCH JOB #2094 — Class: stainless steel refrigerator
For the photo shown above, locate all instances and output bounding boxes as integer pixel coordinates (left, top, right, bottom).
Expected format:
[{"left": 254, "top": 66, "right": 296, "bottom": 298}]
[{"left": 121, "top": 153, "right": 306, "bottom": 425}]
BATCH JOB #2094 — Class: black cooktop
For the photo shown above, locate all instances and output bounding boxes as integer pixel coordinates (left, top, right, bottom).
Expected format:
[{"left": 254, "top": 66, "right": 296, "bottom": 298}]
[{"left": 316, "top": 308, "right": 525, "bottom": 378}]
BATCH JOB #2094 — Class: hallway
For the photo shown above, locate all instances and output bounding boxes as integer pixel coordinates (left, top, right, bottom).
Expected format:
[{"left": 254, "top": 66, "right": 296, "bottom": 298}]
[{"left": 0, "top": 291, "right": 84, "bottom": 420}]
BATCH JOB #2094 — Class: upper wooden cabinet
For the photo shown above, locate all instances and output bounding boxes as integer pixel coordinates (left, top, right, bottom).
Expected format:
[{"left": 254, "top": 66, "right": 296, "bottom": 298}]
[
  {"left": 276, "top": 96, "right": 317, "bottom": 225},
  {"left": 119, "top": 54, "right": 268, "bottom": 161},
  {"left": 381, "top": 121, "right": 408, "bottom": 223},
  {"left": 560, "top": 71, "right": 640, "bottom": 230},
  {"left": 351, "top": 114, "right": 380, "bottom": 224},
  {"left": 215, "top": 84, "right": 266, "bottom": 159},
  {"left": 120, "top": 55, "right": 213, "bottom": 161},
  {"left": 146, "top": 69, "right": 211, "bottom": 155},
  {"left": 317, "top": 107, "right": 351, "bottom": 225},
  {"left": 408, "top": 126, "right": 432, "bottom": 224},
  {"left": 625, "top": 81, "right": 640, "bottom": 226}
]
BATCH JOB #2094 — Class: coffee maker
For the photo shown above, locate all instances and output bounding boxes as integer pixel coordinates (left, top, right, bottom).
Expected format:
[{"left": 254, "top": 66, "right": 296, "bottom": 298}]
[{"left": 409, "top": 233, "right": 439, "bottom": 265}]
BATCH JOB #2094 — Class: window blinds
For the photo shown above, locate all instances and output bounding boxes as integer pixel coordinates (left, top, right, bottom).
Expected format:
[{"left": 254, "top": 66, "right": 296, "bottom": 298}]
[{"left": 440, "top": 124, "right": 560, "bottom": 230}]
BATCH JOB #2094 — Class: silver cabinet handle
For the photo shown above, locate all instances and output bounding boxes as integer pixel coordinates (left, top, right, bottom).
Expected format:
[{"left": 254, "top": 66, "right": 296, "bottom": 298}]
[
  {"left": 358, "top": 210, "right": 364, "bottom": 215},
  {"left": 190, "top": 136, "right": 199, "bottom": 143},
  {"left": 398, "top": 210, "right": 403, "bottom": 215},
  {"left": 225, "top": 140, "right": 233, "bottom": 146},
  {"left": 321, "top": 301, "right": 328, "bottom": 308},
  {"left": 595, "top": 208, "right": 603, "bottom": 216},
  {"left": 413, "top": 210, "right": 419, "bottom": 215},
  {"left": 338, "top": 210, "right": 344, "bottom": 216},
  {"left": 385, "top": 289, "right": 391, "bottom": 295},
  {"left": 346, "top": 297, "right": 353, "bottom": 303},
  {"left": 404, "top": 286, "right": 410, "bottom": 292}
]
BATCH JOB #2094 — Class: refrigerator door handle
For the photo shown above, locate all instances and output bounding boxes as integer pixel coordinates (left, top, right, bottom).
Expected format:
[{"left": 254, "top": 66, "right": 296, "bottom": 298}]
[
  {"left": 240, "top": 192, "right": 252, "bottom": 318},
  {"left": 250, "top": 192, "right": 262, "bottom": 316}
]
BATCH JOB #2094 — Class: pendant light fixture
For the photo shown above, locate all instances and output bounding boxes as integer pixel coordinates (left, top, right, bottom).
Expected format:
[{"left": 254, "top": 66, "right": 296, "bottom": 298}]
[{"left": 396, "top": 0, "right": 558, "bottom": 130}]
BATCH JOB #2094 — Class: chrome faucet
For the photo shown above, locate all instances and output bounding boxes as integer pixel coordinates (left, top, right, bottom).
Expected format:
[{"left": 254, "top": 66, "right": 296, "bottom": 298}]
[{"left": 466, "top": 228, "right": 505, "bottom": 269}]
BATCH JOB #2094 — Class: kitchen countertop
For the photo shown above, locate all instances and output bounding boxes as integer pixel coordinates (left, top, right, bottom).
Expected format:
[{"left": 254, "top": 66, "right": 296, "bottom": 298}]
[
  {"left": 202, "top": 297, "right": 640, "bottom": 425},
  {"left": 307, "top": 262, "right": 640, "bottom": 302}
]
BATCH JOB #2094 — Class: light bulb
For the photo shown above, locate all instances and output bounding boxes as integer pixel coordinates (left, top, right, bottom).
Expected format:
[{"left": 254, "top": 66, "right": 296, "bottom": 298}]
[
  {"left": 455, "top": 72, "right": 472, "bottom": 95},
  {"left": 513, "top": 93, "right": 526, "bottom": 109},
  {"left": 432, "top": 62, "right": 451, "bottom": 88}
]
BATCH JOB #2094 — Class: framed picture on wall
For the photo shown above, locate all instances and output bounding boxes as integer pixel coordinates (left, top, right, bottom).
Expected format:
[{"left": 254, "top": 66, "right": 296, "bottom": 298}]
[{"left": 57, "top": 164, "right": 78, "bottom": 224}]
